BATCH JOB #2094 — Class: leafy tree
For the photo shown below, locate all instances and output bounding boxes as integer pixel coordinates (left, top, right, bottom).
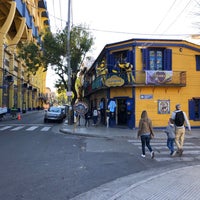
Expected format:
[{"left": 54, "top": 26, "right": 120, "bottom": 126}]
[
  {"left": 17, "top": 42, "right": 43, "bottom": 75},
  {"left": 42, "top": 24, "right": 94, "bottom": 104},
  {"left": 18, "top": 24, "right": 94, "bottom": 104}
]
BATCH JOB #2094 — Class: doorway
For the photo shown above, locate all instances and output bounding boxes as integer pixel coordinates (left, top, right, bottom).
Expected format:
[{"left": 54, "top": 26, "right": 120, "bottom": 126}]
[{"left": 117, "top": 98, "right": 127, "bottom": 125}]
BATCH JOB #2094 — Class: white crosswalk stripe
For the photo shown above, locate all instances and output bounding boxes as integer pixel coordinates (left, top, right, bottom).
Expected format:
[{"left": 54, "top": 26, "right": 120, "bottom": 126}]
[
  {"left": 26, "top": 126, "right": 39, "bottom": 131},
  {"left": 41, "top": 127, "right": 51, "bottom": 131},
  {"left": 128, "top": 138, "right": 200, "bottom": 162},
  {"left": 0, "top": 125, "right": 52, "bottom": 132},
  {"left": 11, "top": 126, "right": 25, "bottom": 131},
  {"left": 0, "top": 126, "right": 12, "bottom": 131}
]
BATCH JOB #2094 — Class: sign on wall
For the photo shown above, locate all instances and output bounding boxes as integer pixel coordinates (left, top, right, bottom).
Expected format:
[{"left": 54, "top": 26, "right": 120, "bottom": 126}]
[
  {"left": 146, "top": 71, "right": 173, "bottom": 84},
  {"left": 158, "top": 100, "right": 170, "bottom": 114}
]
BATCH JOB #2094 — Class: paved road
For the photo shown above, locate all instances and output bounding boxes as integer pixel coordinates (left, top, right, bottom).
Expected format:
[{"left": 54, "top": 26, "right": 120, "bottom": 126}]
[{"left": 61, "top": 122, "right": 200, "bottom": 200}]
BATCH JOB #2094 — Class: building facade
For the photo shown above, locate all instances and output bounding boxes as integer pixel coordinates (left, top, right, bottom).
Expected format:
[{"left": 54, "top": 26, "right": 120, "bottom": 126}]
[
  {"left": 83, "top": 38, "right": 200, "bottom": 128},
  {"left": 0, "top": 0, "right": 49, "bottom": 112}
]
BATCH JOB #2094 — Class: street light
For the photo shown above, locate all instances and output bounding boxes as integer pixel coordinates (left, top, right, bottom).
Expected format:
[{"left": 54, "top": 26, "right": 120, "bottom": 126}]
[{"left": 66, "top": 0, "right": 73, "bottom": 124}]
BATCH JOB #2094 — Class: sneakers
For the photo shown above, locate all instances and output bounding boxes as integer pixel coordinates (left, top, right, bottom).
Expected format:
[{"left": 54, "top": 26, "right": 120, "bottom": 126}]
[
  {"left": 141, "top": 154, "right": 145, "bottom": 158},
  {"left": 179, "top": 149, "right": 183, "bottom": 156},
  {"left": 171, "top": 151, "right": 177, "bottom": 157},
  {"left": 151, "top": 151, "right": 155, "bottom": 159}
]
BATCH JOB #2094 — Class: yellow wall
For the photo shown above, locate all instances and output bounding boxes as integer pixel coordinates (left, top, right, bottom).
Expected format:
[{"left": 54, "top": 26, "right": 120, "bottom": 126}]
[{"left": 134, "top": 42, "right": 200, "bottom": 128}]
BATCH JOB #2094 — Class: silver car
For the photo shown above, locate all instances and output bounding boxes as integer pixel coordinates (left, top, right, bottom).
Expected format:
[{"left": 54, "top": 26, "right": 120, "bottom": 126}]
[{"left": 44, "top": 106, "right": 65, "bottom": 123}]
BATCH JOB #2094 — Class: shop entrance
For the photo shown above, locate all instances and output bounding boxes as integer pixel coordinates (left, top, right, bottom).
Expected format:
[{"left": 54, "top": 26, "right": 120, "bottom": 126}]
[{"left": 117, "top": 98, "right": 127, "bottom": 125}]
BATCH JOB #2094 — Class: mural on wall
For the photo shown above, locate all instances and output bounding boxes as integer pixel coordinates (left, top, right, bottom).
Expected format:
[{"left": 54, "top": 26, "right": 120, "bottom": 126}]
[{"left": 158, "top": 100, "right": 170, "bottom": 114}]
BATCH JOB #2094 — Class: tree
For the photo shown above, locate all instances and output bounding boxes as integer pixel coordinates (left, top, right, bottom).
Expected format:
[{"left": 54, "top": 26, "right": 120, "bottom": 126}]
[
  {"left": 18, "top": 24, "right": 94, "bottom": 104},
  {"left": 42, "top": 24, "right": 94, "bottom": 104},
  {"left": 17, "top": 41, "right": 43, "bottom": 75}
]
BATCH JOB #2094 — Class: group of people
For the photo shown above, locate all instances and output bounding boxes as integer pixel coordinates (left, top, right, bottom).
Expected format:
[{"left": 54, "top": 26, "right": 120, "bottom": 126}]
[
  {"left": 137, "top": 104, "right": 191, "bottom": 159},
  {"left": 84, "top": 107, "right": 99, "bottom": 127}
]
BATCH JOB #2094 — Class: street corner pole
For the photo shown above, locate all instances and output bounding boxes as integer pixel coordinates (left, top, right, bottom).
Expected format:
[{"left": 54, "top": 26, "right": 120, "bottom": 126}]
[{"left": 67, "top": 0, "right": 73, "bottom": 125}]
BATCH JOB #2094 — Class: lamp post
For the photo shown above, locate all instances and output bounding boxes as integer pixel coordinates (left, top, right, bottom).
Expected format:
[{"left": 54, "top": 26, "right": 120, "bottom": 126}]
[{"left": 67, "top": 0, "right": 73, "bottom": 124}]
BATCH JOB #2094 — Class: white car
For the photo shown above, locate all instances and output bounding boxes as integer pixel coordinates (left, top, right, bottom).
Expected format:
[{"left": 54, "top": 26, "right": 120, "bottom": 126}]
[{"left": 44, "top": 106, "right": 65, "bottom": 123}]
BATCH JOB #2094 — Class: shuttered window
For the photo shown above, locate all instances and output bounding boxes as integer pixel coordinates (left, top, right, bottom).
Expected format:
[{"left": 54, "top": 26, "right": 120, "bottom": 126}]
[{"left": 142, "top": 48, "right": 172, "bottom": 71}]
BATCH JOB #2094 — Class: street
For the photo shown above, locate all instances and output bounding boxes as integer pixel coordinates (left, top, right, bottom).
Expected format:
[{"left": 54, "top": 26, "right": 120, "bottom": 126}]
[{"left": 0, "top": 111, "right": 199, "bottom": 200}]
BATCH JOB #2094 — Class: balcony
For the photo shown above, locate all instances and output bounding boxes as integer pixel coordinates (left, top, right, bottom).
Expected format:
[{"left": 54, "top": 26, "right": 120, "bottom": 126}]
[{"left": 84, "top": 70, "right": 186, "bottom": 96}]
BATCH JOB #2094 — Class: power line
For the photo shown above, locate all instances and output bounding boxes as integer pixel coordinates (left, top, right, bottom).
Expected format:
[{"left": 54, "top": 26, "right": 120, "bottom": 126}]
[
  {"left": 162, "top": 0, "right": 193, "bottom": 33},
  {"left": 153, "top": 0, "right": 178, "bottom": 33}
]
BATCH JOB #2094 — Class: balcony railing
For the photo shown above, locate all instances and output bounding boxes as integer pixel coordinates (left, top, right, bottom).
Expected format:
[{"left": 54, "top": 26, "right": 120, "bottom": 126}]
[{"left": 84, "top": 70, "right": 186, "bottom": 96}]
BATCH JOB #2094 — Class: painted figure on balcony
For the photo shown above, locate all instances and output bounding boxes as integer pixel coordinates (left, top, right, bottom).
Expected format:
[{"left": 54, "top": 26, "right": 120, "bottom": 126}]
[
  {"left": 96, "top": 60, "right": 108, "bottom": 84},
  {"left": 118, "top": 61, "right": 135, "bottom": 83},
  {"left": 75, "top": 66, "right": 87, "bottom": 103},
  {"left": 112, "top": 62, "right": 121, "bottom": 74}
]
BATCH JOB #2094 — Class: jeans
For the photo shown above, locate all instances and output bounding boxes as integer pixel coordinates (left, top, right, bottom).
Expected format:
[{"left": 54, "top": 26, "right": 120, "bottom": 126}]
[
  {"left": 141, "top": 134, "right": 153, "bottom": 155},
  {"left": 167, "top": 138, "right": 175, "bottom": 153},
  {"left": 93, "top": 116, "right": 98, "bottom": 125}
]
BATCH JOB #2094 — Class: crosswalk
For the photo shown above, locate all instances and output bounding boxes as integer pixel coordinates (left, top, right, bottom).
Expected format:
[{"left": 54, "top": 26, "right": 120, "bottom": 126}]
[
  {"left": 128, "top": 139, "right": 200, "bottom": 162},
  {"left": 0, "top": 125, "right": 52, "bottom": 132}
]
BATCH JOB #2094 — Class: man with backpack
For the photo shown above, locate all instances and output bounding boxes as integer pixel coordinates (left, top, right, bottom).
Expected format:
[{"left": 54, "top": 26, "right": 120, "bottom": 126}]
[{"left": 171, "top": 104, "right": 191, "bottom": 156}]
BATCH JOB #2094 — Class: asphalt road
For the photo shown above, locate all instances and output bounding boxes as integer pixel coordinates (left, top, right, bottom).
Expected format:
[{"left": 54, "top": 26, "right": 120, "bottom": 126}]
[{"left": 0, "top": 111, "right": 198, "bottom": 200}]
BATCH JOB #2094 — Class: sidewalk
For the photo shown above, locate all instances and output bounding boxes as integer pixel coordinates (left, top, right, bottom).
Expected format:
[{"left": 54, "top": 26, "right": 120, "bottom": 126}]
[
  {"left": 60, "top": 122, "right": 200, "bottom": 200},
  {"left": 60, "top": 120, "right": 199, "bottom": 140}
]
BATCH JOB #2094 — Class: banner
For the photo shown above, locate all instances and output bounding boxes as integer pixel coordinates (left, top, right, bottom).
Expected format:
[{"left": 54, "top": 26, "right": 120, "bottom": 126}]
[{"left": 146, "top": 71, "right": 173, "bottom": 84}]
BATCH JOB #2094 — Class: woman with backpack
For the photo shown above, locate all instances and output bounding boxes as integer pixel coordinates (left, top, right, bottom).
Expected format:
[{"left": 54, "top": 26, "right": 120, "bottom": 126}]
[{"left": 171, "top": 104, "right": 191, "bottom": 156}]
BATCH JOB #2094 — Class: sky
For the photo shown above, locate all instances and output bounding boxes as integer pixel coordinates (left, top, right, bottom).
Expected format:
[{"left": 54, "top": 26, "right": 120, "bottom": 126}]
[{"left": 46, "top": 0, "right": 200, "bottom": 91}]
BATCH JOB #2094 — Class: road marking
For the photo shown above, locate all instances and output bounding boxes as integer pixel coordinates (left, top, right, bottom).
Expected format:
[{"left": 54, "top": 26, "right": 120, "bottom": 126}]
[
  {"left": 128, "top": 138, "right": 200, "bottom": 162},
  {"left": 41, "top": 127, "right": 51, "bottom": 131},
  {"left": 0, "top": 126, "right": 12, "bottom": 131},
  {"left": 11, "top": 126, "right": 25, "bottom": 131},
  {"left": 26, "top": 126, "right": 38, "bottom": 131}
]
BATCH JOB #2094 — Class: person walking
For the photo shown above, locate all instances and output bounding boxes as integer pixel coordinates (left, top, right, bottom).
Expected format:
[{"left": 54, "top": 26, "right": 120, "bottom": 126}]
[
  {"left": 137, "top": 110, "right": 155, "bottom": 159},
  {"left": 171, "top": 104, "right": 191, "bottom": 156},
  {"left": 85, "top": 110, "right": 91, "bottom": 127},
  {"left": 92, "top": 107, "right": 98, "bottom": 126},
  {"left": 164, "top": 118, "right": 175, "bottom": 156}
]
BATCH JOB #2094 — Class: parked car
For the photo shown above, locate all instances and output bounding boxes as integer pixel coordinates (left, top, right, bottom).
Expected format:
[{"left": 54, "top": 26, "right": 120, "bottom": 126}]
[
  {"left": 44, "top": 106, "right": 65, "bottom": 123},
  {"left": 60, "top": 105, "right": 68, "bottom": 119}
]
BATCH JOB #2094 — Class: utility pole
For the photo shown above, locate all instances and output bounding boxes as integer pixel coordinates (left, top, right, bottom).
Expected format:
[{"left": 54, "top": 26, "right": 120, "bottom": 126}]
[{"left": 67, "top": 0, "right": 72, "bottom": 124}]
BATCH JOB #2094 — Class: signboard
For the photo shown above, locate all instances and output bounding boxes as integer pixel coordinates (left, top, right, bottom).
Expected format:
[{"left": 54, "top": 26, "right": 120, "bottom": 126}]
[
  {"left": 158, "top": 100, "right": 170, "bottom": 114},
  {"left": 73, "top": 101, "right": 88, "bottom": 116},
  {"left": 146, "top": 71, "right": 173, "bottom": 84},
  {"left": 140, "top": 94, "right": 153, "bottom": 99},
  {"left": 105, "top": 75, "right": 124, "bottom": 87}
]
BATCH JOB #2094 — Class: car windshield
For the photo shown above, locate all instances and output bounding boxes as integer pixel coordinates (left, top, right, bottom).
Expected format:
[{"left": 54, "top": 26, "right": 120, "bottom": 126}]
[{"left": 49, "top": 107, "right": 61, "bottom": 113}]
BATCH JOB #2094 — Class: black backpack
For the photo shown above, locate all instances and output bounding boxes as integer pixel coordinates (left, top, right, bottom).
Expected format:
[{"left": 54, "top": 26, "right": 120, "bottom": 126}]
[{"left": 174, "top": 111, "right": 185, "bottom": 126}]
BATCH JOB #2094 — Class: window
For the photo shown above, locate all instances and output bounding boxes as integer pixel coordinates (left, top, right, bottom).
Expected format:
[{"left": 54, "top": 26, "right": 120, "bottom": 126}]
[
  {"left": 195, "top": 55, "right": 200, "bottom": 71},
  {"left": 189, "top": 98, "right": 200, "bottom": 120},
  {"left": 149, "top": 50, "right": 163, "bottom": 70},
  {"left": 142, "top": 48, "right": 172, "bottom": 71}
]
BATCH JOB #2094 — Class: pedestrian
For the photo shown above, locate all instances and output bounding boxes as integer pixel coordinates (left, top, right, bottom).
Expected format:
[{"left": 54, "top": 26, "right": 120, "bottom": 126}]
[
  {"left": 164, "top": 118, "right": 175, "bottom": 156},
  {"left": 85, "top": 110, "right": 91, "bottom": 127},
  {"left": 92, "top": 107, "right": 98, "bottom": 126},
  {"left": 106, "top": 109, "right": 110, "bottom": 128},
  {"left": 171, "top": 104, "right": 191, "bottom": 156},
  {"left": 137, "top": 110, "right": 155, "bottom": 158}
]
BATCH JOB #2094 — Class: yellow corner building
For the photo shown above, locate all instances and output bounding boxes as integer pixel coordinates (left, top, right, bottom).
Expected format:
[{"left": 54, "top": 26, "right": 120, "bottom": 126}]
[{"left": 84, "top": 38, "right": 200, "bottom": 129}]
